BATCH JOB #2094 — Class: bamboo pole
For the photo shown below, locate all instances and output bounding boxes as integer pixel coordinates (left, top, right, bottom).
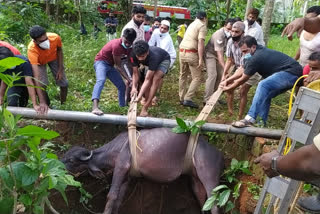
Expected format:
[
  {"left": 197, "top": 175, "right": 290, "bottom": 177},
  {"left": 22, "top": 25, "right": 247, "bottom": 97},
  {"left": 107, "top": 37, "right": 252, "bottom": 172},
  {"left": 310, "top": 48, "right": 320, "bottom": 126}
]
[{"left": 7, "top": 107, "right": 283, "bottom": 139}]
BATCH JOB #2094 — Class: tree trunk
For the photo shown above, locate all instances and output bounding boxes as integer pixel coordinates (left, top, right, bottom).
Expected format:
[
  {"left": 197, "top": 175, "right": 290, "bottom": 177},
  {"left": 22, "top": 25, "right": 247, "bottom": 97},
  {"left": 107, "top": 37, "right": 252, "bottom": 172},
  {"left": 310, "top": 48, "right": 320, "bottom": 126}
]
[
  {"left": 262, "top": 0, "right": 275, "bottom": 46},
  {"left": 45, "top": 0, "right": 50, "bottom": 17},
  {"left": 154, "top": 0, "right": 158, "bottom": 18},
  {"left": 245, "top": 0, "right": 254, "bottom": 19},
  {"left": 55, "top": 0, "right": 59, "bottom": 22},
  {"left": 226, "top": 0, "right": 232, "bottom": 19},
  {"left": 78, "top": 0, "right": 82, "bottom": 24}
]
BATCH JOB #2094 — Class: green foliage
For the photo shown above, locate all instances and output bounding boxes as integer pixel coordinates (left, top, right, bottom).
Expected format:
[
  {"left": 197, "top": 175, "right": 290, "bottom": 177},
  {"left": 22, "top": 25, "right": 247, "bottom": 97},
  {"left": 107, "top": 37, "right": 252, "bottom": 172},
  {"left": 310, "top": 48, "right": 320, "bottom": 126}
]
[
  {"left": 303, "top": 183, "right": 319, "bottom": 195},
  {"left": 0, "top": 2, "right": 49, "bottom": 42},
  {"left": 0, "top": 57, "right": 83, "bottom": 214},
  {"left": 203, "top": 159, "right": 251, "bottom": 213},
  {"left": 172, "top": 117, "right": 206, "bottom": 135},
  {"left": 247, "top": 182, "right": 261, "bottom": 200}
]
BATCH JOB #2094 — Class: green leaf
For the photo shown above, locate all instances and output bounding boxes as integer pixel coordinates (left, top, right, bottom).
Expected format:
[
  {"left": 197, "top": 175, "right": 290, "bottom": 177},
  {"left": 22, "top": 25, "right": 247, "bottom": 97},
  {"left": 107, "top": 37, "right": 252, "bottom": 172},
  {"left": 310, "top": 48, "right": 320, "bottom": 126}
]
[
  {"left": 11, "top": 162, "right": 39, "bottom": 187},
  {"left": 49, "top": 176, "right": 58, "bottom": 189},
  {"left": 0, "top": 57, "right": 25, "bottom": 73},
  {"left": 217, "top": 189, "right": 231, "bottom": 207},
  {"left": 172, "top": 126, "right": 187, "bottom": 134},
  {"left": 19, "top": 194, "right": 32, "bottom": 206},
  {"left": 176, "top": 117, "right": 188, "bottom": 130},
  {"left": 43, "top": 159, "right": 65, "bottom": 175},
  {"left": 0, "top": 197, "right": 14, "bottom": 214},
  {"left": 225, "top": 201, "right": 235, "bottom": 212},
  {"left": 233, "top": 182, "right": 242, "bottom": 198},
  {"left": 0, "top": 167, "right": 14, "bottom": 189},
  {"left": 55, "top": 182, "right": 68, "bottom": 205},
  {"left": 3, "top": 108, "right": 15, "bottom": 132},
  {"left": 212, "top": 184, "right": 228, "bottom": 193},
  {"left": 33, "top": 205, "right": 43, "bottom": 214},
  {"left": 227, "top": 175, "right": 234, "bottom": 183},
  {"left": 241, "top": 168, "right": 252, "bottom": 175},
  {"left": 202, "top": 195, "right": 215, "bottom": 211},
  {"left": 17, "top": 125, "right": 59, "bottom": 139},
  {"left": 195, "top": 120, "right": 206, "bottom": 127},
  {"left": 60, "top": 174, "right": 81, "bottom": 187},
  {"left": 191, "top": 127, "right": 199, "bottom": 135},
  {"left": 46, "top": 153, "right": 58, "bottom": 159},
  {"left": 230, "top": 158, "right": 238, "bottom": 169}
]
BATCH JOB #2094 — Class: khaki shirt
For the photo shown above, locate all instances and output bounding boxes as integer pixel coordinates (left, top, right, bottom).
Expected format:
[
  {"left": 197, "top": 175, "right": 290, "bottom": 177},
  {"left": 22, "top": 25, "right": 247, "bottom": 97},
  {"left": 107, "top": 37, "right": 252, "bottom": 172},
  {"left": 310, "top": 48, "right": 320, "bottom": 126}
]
[
  {"left": 205, "top": 28, "right": 228, "bottom": 59},
  {"left": 180, "top": 18, "right": 207, "bottom": 50}
]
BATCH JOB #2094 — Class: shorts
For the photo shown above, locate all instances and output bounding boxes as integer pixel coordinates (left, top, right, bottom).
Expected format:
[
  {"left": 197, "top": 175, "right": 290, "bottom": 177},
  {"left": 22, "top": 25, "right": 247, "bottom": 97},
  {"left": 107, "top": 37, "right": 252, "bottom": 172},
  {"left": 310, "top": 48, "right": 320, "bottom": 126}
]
[
  {"left": 157, "top": 59, "right": 170, "bottom": 74},
  {"left": 38, "top": 60, "right": 68, "bottom": 87}
]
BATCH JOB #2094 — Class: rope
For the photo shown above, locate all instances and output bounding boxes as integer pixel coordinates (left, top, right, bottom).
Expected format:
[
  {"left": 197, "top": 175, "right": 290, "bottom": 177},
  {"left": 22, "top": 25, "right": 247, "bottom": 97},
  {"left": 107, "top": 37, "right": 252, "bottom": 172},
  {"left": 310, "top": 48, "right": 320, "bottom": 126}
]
[{"left": 284, "top": 75, "right": 308, "bottom": 155}]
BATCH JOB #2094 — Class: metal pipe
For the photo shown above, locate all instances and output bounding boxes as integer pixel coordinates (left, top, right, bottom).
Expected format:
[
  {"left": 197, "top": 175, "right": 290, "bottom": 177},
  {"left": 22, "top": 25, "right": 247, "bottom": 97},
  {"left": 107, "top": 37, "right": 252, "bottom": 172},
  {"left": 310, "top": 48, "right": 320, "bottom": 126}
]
[{"left": 7, "top": 107, "right": 283, "bottom": 139}]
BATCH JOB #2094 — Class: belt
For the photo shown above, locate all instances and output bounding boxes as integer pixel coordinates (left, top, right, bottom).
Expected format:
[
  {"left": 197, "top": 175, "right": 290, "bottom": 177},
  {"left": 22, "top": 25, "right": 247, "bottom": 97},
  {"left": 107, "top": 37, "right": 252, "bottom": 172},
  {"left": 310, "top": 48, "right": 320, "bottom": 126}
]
[{"left": 180, "top": 48, "right": 197, "bottom": 53}]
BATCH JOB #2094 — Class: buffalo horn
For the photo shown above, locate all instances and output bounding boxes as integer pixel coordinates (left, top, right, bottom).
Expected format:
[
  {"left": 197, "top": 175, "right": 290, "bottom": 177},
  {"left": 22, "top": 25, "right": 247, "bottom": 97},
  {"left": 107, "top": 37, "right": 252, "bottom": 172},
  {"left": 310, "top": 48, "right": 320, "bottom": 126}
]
[{"left": 80, "top": 150, "right": 93, "bottom": 161}]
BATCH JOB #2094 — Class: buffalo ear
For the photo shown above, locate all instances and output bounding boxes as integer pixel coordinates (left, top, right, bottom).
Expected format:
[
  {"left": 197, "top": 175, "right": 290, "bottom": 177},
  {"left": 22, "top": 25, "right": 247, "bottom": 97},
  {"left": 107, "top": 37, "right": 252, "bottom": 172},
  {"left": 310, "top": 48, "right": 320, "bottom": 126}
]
[{"left": 79, "top": 150, "right": 93, "bottom": 161}]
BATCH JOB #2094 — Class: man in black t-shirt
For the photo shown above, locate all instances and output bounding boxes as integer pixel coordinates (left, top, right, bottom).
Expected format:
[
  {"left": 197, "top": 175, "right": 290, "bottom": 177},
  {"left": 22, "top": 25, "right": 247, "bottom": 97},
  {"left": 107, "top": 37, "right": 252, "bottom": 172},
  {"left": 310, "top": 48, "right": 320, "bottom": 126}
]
[
  {"left": 222, "top": 36, "right": 302, "bottom": 127},
  {"left": 0, "top": 47, "right": 48, "bottom": 114},
  {"left": 131, "top": 40, "right": 170, "bottom": 117}
]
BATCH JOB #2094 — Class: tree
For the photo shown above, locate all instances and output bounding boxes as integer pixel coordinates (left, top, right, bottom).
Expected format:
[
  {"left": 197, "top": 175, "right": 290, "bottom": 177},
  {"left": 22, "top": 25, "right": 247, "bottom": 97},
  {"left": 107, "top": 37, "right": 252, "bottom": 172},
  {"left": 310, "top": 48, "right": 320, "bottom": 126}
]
[
  {"left": 262, "top": 0, "right": 275, "bottom": 45},
  {"left": 45, "top": 0, "right": 50, "bottom": 16},
  {"left": 244, "top": 0, "right": 254, "bottom": 19},
  {"left": 154, "top": 0, "right": 158, "bottom": 18},
  {"left": 226, "top": 0, "right": 232, "bottom": 19}
]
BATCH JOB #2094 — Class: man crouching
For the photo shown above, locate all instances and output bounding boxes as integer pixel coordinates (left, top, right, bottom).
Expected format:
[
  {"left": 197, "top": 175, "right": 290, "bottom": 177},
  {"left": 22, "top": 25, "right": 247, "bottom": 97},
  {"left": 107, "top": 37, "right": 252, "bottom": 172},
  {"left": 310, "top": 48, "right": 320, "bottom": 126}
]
[{"left": 130, "top": 40, "right": 170, "bottom": 117}]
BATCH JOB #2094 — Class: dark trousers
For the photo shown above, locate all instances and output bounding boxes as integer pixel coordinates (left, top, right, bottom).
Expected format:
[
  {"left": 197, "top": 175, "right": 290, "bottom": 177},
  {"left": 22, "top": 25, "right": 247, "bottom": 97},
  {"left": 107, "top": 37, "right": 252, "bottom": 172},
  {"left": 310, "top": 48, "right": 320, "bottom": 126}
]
[{"left": 7, "top": 86, "right": 29, "bottom": 107}]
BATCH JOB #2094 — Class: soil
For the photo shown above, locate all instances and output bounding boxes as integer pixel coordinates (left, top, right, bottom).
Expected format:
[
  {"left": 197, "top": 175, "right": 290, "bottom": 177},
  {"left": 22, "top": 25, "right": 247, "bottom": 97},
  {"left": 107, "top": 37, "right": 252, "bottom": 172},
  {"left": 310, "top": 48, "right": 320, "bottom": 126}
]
[{"left": 238, "top": 175, "right": 260, "bottom": 214}]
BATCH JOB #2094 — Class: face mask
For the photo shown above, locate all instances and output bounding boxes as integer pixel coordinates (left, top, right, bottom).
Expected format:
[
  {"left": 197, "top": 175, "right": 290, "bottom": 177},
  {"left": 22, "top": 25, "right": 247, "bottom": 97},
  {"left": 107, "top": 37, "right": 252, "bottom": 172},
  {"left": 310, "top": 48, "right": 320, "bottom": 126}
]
[
  {"left": 244, "top": 53, "right": 252, "bottom": 60},
  {"left": 144, "top": 25, "right": 150, "bottom": 32},
  {"left": 247, "top": 19, "right": 255, "bottom": 26},
  {"left": 39, "top": 39, "right": 50, "bottom": 50},
  {"left": 160, "top": 32, "right": 168, "bottom": 37},
  {"left": 232, "top": 35, "right": 241, "bottom": 41},
  {"left": 121, "top": 41, "right": 132, "bottom": 49},
  {"left": 224, "top": 30, "right": 231, "bottom": 38}
]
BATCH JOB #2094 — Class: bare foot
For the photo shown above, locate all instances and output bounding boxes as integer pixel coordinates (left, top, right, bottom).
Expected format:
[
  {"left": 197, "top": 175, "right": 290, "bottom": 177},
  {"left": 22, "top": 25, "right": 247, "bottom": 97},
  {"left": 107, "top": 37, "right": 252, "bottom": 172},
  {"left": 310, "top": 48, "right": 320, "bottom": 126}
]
[
  {"left": 140, "top": 109, "right": 149, "bottom": 117},
  {"left": 140, "top": 97, "right": 146, "bottom": 105},
  {"left": 92, "top": 108, "right": 104, "bottom": 116},
  {"left": 152, "top": 96, "right": 158, "bottom": 106}
]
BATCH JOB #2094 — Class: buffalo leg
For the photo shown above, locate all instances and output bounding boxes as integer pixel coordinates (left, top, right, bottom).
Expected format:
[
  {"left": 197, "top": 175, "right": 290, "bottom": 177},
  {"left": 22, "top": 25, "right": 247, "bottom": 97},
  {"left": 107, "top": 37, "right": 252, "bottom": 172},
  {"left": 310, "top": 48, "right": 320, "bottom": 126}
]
[
  {"left": 191, "top": 171, "right": 207, "bottom": 207},
  {"left": 113, "top": 179, "right": 130, "bottom": 214},
  {"left": 193, "top": 146, "right": 223, "bottom": 214},
  {"left": 103, "top": 148, "right": 131, "bottom": 214}
]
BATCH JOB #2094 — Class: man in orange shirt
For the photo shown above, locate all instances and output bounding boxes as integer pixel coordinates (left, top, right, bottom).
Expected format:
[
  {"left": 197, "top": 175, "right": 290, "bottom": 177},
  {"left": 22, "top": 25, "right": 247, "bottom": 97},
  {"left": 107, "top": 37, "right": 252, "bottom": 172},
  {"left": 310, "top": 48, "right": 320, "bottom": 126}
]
[{"left": 28, "top": 25, "right": 68, "bottom": 105}]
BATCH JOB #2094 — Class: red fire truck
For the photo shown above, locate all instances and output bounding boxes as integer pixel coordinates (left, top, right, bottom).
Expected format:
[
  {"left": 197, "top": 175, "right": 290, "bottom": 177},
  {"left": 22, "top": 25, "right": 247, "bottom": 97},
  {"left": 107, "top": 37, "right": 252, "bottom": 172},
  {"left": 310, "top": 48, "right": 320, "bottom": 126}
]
[{"left": 98, "top": 1, "right": 191, "bottom": 19}]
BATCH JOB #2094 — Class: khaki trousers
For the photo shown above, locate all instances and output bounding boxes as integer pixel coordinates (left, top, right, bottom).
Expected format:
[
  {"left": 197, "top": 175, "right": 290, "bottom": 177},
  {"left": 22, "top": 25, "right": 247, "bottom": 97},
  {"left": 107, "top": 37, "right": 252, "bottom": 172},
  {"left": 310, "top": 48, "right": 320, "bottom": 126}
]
[
  {"left": 204, "top": 57, "right": 223, "bottom": 102},
  {"left": 179, "top": 51, "right": 203, "bottom": 101}
]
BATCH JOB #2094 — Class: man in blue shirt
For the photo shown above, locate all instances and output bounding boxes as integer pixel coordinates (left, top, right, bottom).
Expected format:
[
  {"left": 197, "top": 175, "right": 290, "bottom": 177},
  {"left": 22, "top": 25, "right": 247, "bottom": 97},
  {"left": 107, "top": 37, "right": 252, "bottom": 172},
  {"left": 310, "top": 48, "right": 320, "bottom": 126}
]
[{"left": 0, "top": 47, "right": 48, "bottom": 114}]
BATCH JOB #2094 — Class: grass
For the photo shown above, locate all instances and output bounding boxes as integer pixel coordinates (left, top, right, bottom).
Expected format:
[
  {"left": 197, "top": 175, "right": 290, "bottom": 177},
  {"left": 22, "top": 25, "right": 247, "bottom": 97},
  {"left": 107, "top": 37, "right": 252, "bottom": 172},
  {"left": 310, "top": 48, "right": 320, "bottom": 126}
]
[{"left": 16, "top": 25, "right": 300, "bottom": 130}]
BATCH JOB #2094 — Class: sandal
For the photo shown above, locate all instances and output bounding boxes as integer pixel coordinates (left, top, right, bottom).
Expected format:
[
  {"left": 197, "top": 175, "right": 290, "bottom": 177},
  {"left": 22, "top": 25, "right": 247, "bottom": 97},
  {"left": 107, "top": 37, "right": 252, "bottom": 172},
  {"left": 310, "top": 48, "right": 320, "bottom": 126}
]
[{"left": 232, "top": 119, "right": 253, "bottom": 128}]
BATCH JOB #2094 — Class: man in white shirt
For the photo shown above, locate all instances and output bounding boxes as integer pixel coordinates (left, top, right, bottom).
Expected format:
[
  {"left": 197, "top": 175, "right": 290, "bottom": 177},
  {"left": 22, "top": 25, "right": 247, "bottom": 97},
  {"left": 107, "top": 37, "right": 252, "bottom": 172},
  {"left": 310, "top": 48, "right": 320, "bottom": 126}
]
[
  {"left": 121, "top": 5, "right": 146, "bottom": 43},
  {"left": 148, "top": 20, "right": 176, "bottom": 67},
  {"left": 244, "top": 8, "right": 265, "bottom": 46}
]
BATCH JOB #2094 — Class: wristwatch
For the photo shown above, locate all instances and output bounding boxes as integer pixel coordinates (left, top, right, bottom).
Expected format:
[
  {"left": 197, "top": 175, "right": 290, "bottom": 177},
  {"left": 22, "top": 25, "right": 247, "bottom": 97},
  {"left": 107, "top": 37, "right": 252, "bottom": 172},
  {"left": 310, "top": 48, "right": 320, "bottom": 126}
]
[{"left": 271, "top": 156, "right": 279, "bottom": 173}]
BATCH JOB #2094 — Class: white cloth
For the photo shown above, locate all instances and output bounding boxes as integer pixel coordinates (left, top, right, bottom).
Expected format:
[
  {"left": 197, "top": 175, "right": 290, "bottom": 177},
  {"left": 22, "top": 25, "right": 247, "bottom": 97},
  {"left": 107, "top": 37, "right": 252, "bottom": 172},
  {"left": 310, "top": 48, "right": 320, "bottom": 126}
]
[
  {"left": 299, "top": 31, "right": 320, "bottom": 67},
  {"left": 244, "top": 20, "right": 265, "bottom": 46},
  {"left": 121, "top": 19, "right": 145, "bottom": 43},
  {"left": 148, "top": 29, "right": 176, "bottom": 67}
]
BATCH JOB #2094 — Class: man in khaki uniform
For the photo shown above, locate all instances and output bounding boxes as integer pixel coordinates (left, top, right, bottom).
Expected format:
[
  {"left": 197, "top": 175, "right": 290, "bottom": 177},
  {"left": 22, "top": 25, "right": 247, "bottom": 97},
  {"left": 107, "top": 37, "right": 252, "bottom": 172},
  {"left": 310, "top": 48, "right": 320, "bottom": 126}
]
[
  {"left": 204, "top": 18, "right": 234, "bottom": 103},
  {"left": 179, "top": 11, "right": 207, "bottom": 108}
]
